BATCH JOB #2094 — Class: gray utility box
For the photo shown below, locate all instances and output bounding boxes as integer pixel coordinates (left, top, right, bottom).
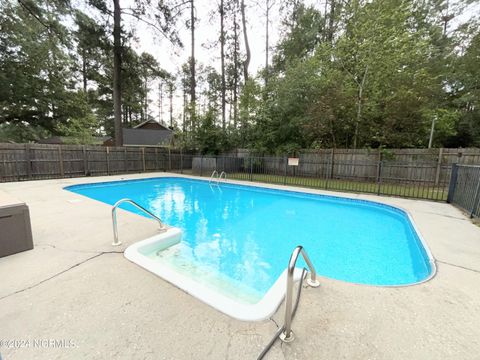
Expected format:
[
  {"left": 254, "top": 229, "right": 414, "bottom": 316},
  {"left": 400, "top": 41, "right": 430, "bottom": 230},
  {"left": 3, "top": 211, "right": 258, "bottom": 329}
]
[{"left": 0, "top": 192, "right": 33, "bottom": 258}]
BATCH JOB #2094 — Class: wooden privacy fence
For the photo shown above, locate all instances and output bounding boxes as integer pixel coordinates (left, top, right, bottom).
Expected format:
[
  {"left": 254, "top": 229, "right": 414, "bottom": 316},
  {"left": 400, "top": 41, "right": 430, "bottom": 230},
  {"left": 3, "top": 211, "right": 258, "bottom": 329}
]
[
  {"left": 230, "top": 148, "right": 480, "bottom": 187},
  {"left": 0, "top": 143, "right": 190, "bottom": 182},
  {"left": 2, "top": 143, "right": 480, "bottom": 203}
]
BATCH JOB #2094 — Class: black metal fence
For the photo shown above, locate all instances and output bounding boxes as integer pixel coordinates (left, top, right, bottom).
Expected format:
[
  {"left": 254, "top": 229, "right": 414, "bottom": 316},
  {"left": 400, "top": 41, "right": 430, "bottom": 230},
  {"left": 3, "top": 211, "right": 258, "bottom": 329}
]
[
  {"left": 170, "top": 154, "right": 450, "bottom": 201},
  {"left": 5, "top": 144, "right": 480, "bottom": 206},
  {"left": 447, "top": 164, "right": 480, "bottom": 218}
]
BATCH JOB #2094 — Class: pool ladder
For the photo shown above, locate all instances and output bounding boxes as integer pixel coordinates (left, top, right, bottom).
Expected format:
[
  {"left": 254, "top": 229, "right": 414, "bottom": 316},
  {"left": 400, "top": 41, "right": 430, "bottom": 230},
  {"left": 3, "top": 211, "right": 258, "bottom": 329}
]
[
  {"left": 258, "top": 246, "right": 320, "bottom": 359},
  {"left": 111, "top": 198, "right": 166, "bottom": 246},
  {"left": 209, "top": 170, "right": 227, "bottom": 185}
]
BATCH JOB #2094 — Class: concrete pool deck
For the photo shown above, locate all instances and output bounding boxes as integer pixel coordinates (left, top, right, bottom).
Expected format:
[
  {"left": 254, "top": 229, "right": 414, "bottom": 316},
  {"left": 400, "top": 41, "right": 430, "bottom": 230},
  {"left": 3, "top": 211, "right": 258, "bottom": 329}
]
[{"left": 0, "top": 172, "right": 479, "bottom": 360}]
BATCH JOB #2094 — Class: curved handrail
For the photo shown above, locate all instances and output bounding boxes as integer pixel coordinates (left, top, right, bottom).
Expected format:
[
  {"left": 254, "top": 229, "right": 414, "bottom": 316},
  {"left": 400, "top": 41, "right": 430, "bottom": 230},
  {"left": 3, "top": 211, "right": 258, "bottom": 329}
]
[
  {"left": 209, "top": 170, "right": 219, "bottom": 183},
  {"left": 280, "top": 246, "right": 320, "bottom": 342},
  {"left": 218, "top": 171, "right": 227, "bottom": 183},
  {"left": 112, "top": 198, "right": 165, "bottom": 246}
]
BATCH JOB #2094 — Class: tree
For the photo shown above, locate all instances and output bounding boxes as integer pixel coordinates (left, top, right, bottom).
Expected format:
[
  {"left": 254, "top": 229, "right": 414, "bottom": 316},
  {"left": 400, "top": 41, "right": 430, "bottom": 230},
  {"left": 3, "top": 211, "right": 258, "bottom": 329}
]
[
  {"left": 189, "top": 0, "right": 196, "bottom": 131},
  {"left": 240, "top": 0, "right": 251, "bottom": 81},
  {"left": 0, "top": 0, "right": 98, "bottom": 142},
  {"left": 87, "top": 0, "right": 183, "bottom": 145},
  {"left": 220, "top": 0, "right": 227, "bottom": 131}
]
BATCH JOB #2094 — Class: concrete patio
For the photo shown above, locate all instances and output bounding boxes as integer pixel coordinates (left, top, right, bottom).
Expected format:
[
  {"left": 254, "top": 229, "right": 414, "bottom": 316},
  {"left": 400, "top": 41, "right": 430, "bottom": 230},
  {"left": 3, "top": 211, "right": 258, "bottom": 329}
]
[{"left": 0, "top": 173, "right": 479, "bottom": 360}]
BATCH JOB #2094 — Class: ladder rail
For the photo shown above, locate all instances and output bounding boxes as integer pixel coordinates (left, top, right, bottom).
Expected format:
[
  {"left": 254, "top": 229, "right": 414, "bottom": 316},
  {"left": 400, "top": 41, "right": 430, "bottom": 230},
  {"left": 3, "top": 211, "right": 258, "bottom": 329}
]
[
  {"left": 112, "top": 198, "right": 165, "bottom": 246},
  {"left": 218, "top": 171, "right": 227, "bottom": 184},
  {"left": 209, "top": 170, "right": 219, "bottom": 183},
  {"left": 280, "top": 246, "right": 320, "bottom": 342}
]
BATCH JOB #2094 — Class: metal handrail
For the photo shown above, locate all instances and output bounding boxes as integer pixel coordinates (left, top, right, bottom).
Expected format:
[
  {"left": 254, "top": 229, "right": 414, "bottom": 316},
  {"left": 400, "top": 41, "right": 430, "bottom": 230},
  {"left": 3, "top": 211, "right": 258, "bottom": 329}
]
[
  {"left": 218, "top": 171, "right": 227, "bottom": 183},
  {"left": 209, "top": 170, "right": 219, "bottom": 183},
  {"left": 279, "top": 246, "right": 320, "bottom": 343},
  {"left": 112, "top": 198, "right": 165, "bottom": 246}
]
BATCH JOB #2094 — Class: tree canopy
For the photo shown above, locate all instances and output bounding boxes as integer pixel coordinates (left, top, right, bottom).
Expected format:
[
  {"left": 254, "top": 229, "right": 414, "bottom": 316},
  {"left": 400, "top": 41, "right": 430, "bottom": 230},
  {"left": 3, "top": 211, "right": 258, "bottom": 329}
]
[{"left": 0, "top": 0, "right": 478, "bottom": 153}]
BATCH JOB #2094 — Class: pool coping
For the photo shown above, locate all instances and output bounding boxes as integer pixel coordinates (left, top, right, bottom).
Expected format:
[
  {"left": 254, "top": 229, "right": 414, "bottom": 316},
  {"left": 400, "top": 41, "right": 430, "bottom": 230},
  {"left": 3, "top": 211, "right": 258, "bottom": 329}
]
[
  {"left": 64, "top": 173, "right": 437, "bottom": 320},
  {"left": 123, "top": 227, "right": 304, "bottom": 321}
]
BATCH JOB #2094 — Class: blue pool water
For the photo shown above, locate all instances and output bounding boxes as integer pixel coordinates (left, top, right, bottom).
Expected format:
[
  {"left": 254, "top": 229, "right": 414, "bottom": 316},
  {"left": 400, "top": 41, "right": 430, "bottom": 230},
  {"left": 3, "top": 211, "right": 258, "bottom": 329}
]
[{"left": 66, "top": 177, "right": 432, "bottom": 303}]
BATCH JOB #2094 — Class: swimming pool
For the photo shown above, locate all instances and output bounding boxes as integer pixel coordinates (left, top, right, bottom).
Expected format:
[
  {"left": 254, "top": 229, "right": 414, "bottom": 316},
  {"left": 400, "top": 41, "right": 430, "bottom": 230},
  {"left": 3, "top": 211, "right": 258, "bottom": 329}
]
[{"left": 65, "top": 176, "right": 435, "bottom": 320}]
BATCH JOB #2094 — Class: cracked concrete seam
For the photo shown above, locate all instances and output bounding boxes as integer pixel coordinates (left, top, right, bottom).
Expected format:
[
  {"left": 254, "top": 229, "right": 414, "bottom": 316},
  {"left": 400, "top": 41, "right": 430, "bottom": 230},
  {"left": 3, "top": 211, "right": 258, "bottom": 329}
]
[
  {"left": 0, "top": 251, "right": 124, "bottom": 302},
  {"left": 436, "top": 259, "right": 480, "bottom": 274},
  {"left": 269, "top": 317, "right": 280, "bottom": 329}
]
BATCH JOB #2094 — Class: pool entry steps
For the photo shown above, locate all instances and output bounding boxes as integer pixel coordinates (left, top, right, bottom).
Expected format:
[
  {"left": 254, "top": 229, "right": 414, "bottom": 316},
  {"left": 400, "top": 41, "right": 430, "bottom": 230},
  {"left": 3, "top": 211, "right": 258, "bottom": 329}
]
[{"left": 108, "top": 198, "right": 320, "bottom": 356}]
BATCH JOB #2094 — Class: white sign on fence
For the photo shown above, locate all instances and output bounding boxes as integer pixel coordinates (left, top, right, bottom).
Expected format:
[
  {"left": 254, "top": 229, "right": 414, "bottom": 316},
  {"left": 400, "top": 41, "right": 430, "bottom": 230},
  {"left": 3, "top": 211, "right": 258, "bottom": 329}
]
[{"left": 288, "top": 157, "right": 299, "bottom": 166}]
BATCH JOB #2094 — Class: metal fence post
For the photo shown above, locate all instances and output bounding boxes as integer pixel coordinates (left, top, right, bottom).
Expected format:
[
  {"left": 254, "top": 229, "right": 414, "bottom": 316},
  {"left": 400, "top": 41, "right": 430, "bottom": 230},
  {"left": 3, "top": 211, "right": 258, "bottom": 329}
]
[
  {"left": 249, "top": 157, "right": 253, "bottom": 181},
  {"left": 435, "top": 147, "right": 443, "bottom": 186},
  {"left": 376, "top": 160, "right": 383, "bottom": 195},
  {"left": 142, "top": 147, "right": 146, "bottom": 172},
  {"left": 180, "top": 149, "right": 183, "bottom": 174},
  {"left": 200, "top": 155, "right": 203, "bottom": 176},
  {"left": 284, "top": 156, "right": 288, "bottom": 185},
  {"left": 447, "top": 163, "right": 459, "bottom": 203},
  {"left": 470, "top": 170, "right": 480, "bottom": 218}
]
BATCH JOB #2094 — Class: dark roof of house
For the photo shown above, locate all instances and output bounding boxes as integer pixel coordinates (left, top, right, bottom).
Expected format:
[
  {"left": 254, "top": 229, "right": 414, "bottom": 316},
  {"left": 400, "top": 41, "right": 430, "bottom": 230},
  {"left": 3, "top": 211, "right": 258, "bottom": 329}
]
[
  {"left": 122, "top": 128, "right": 172, "bottom": 146},
  {"left": 133, "top": 120, "right": 171, "bottom": 131},
  {"left": 38, "top": 136, "right": 111, "bottom": 145}
]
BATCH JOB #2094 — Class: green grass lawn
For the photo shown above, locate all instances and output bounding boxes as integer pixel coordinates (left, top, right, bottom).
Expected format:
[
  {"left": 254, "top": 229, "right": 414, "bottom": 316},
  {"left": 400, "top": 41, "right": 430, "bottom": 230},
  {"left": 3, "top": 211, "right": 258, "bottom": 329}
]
[
  {"left": 172, "top": 169, "right": 448, "bottom": 201},
  {"left": 226, "top": 172, "right": 448, "bottom": 201}
]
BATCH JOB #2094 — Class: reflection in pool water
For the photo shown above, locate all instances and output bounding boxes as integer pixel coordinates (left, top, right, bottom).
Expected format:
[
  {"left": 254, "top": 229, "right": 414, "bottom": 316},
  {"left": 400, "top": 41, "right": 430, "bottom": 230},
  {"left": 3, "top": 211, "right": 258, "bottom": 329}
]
[{"left": 66, "top": 177, "right": 433, "bottom": 304}]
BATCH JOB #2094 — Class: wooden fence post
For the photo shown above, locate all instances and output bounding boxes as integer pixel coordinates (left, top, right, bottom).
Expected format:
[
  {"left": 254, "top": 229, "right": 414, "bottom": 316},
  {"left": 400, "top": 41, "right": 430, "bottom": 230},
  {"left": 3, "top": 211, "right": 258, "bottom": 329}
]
[
  {"left": 124, "top": 147, "right": 128, "bottom": 173},
  {"left": 106, "top": 147, "right": 110, "bottom": 175},
  {"left": 25, "top": 143, "right": 32, "bottom": 179},
  {"left": 82, "top": 145, "right": 88, "bottom": 176},
  {"left": 58, "top": 146, "right": 64, "bottom": 177},
  {"left": 329, "top": 148, "right": 335, "bottom": 179},
  {"left": 376, "top": 149, "right": 383, "bottom": 183},
  {"left": 168, "top": 148, "right": 172, "bottom": 171},
  {"left": 376, "top": 156, "right": 383, "bottom": 196},
  {"left": 435, "top": 147, "right": 443, "bottom": 186}
]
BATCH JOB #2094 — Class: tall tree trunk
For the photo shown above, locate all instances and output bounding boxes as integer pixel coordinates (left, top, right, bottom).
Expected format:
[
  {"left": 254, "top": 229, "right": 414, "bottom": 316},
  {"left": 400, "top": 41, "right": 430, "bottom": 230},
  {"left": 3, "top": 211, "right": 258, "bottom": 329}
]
[
  {"left": 190, "top": 0, "right": 196, "bottom": 132},
  {"left": 240, "top": 0, "right": 250, "bottom": 82},
  {"left": 144, "top": 76, "right": 148, "bottom": 121},
  {"left": 113, "top": 0, "right": 123, "bottom": 145},
  {"left": 233, "top": 3, "right": 239, "bottom": 128},
  {"left": 353, "top": 65, "right": 368, "bottom": 149},
  {"left": 158, "top": 81, "right": 163, "bottom": 123},
  {"left": 265, "top": 0, "right": 270, "bottom": 86},
  {"left": 182, "top": 81, "right": 186, "bottom": 133},
  {"left": 220, "top": 0, "right": 226, "bottom": 131},
  {"left": 169, "top": 82, "right": 173, "bottom": 128},
  {"left": 82, "top": 49, "right": 87, "bottom": 92},
  {"left": 327, "top": 0, "right": 335, "bottom": 44}
]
